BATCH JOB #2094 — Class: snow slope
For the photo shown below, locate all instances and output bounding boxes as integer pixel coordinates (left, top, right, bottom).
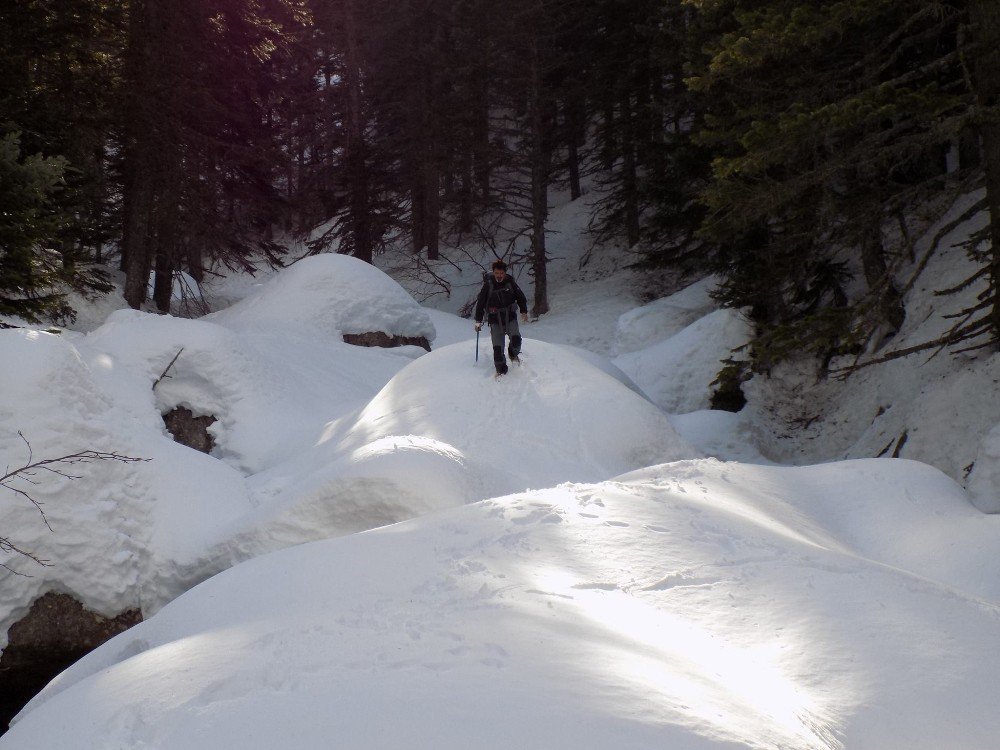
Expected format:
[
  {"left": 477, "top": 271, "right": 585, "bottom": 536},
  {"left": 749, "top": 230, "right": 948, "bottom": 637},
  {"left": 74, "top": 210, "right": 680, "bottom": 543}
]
[
  {"left": 0, "top": 255, "right": 696, "bottom": 646},
  {"left": 6, "top": 184, "right": 1000, "bottom": 749},
  {"left": 5, "top": 460, "right": 1000, "bottom": 750}
]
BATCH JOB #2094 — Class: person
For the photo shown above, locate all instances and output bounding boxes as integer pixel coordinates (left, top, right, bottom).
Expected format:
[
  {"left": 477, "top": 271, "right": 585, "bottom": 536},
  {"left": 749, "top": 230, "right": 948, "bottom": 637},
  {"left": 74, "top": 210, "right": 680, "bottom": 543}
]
[{"left": 474, "top": 260, "right": 528, "bottom": 375}]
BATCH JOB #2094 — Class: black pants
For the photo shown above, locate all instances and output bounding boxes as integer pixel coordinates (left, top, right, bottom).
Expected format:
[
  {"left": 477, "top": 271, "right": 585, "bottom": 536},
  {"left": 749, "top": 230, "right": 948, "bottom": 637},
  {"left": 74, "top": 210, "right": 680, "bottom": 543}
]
[{"left": 489, "top": 309, "right": 521, "bottom": 372}]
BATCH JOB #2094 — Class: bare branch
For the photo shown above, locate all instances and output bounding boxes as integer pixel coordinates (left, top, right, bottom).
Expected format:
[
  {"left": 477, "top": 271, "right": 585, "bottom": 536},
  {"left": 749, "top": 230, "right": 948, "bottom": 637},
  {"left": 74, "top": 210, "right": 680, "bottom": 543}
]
[
  {"left": 2, "top": 434, "right": 150, "bottom": 575},
  {"left": 152, "top": 348, "right": 184, "bottom": 391}
]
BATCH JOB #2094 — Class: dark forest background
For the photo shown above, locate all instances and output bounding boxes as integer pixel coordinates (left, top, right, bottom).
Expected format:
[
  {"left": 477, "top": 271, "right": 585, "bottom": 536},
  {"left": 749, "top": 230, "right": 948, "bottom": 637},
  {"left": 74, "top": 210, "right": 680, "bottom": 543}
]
[{"left": 3, "top": 0, "right": 1000, "bottom": 377}]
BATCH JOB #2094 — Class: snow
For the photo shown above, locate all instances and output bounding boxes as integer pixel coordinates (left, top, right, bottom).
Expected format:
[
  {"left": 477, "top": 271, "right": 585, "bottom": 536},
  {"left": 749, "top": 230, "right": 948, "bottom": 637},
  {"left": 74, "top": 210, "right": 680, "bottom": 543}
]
[
  {"left": 613, "top": 275, "right": 721, "bottom": 355},
  {"left": 614, "top": 308, "right": 753, "bottom": 413},
  {"left": 7, "top": 460, "right": 1000, "bottom": 750},
  {"left": 208, "top": 253, "right": 435, "bottom": 342},
  {"left": 733, "top": 190, "right": 1000, "bottom": 513},
  {"left": 4, "top": 189, "right": 1000, "bottom": 749}
]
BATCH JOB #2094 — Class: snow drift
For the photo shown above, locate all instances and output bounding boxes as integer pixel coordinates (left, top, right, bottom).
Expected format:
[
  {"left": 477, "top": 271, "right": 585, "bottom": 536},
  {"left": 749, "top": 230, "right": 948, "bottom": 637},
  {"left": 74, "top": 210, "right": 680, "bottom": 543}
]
[
  {"left": 207, "top": 253, "right": 436, "bottom": 342},
  {"left": 6, "top": 459, "right": 1000, "bottom": 750},
  {"left": 233, "top": 339, "right": 699, "bottom": 553}
]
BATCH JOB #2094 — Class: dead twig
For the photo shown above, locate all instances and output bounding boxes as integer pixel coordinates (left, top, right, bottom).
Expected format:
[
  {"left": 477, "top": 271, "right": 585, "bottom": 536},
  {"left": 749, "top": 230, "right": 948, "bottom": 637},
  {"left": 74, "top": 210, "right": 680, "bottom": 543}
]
[
  {"left": 152, "top": 348, "right": 184, "bottom": 391},
  {"left": 2, "top": 432, "right": 149, "bottom": 575}
]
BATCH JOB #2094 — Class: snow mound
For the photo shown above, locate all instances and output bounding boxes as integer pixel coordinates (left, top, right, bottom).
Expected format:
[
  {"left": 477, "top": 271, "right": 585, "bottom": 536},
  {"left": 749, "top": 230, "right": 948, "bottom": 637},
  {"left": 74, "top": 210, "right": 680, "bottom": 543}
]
[
  {"left": 227, "top": 339, "right": 697, "bottom": 555},
  {"left": 84, "top": 309, "right": 409, "bottom": 474},
  {"left": 614, "top": 308, "right": 752, "bottom": 413},
  {"left": 0, "top": 329, "right": 252, "bottom": 639},
  {"left": 207, "top": 253, "right": 435, "bottom": 341},
  {"left": 322, "top": 339, "right": 698, "bottom": 497},
  {"left": 9, "top": 459, "right": 1000, "bottom": 750},
  {"left": 614, "top": 275, "right": 720, "bottom": 355}
]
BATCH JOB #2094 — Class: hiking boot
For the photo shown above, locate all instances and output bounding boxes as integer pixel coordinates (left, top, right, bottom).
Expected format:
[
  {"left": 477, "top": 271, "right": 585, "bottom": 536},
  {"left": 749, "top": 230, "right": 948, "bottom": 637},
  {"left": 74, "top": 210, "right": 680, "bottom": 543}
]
[
  {"left": 508, "top": 336, "right": 522, "bottom": 363},
  {"left": 493, "top": 345, "right": 507, "bottom": 375}
]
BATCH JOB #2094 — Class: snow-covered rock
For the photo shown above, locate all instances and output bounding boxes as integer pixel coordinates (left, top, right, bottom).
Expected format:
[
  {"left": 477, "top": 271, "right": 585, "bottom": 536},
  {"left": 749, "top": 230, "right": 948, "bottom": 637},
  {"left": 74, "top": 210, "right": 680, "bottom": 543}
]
[
  {"left": 0, "top": 260, "right": 444, "bottom": 640},
  {"left": 208, "top": 253, "right": 436, "bottom": 343},
  {"left": 229, "top": 339, "right": 699, "bottom": 558},
  {"left": 84, "top": 309, "right": 409, "bottom": 475},
  {"left": 320, "top": 339, "right": 697, "bottom": 495},
  {"left": 0, "top": 329, "right": 251, "bottom": 642}
]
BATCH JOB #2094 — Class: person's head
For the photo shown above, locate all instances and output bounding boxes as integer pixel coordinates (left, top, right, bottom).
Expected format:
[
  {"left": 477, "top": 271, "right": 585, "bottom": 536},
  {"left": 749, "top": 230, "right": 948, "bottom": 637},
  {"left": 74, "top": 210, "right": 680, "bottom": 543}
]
[{"left": 491, "top": 260, "right": 507, "bottom": 281}]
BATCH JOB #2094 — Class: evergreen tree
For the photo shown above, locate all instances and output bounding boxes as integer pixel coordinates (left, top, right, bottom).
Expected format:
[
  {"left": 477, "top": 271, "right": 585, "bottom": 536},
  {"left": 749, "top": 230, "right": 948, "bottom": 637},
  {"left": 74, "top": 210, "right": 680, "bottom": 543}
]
[
  {"left": 0, "top": 0, "right": 124, "bottom": 312},
  {"left": 0, "top": 132, "right": 111, "bottom": 323},
  {"left": 120, "top": 0, "right": 309, "bottom": 311},
  {"left": 689, "top": 0, "right": 967, "bottom": 370}
]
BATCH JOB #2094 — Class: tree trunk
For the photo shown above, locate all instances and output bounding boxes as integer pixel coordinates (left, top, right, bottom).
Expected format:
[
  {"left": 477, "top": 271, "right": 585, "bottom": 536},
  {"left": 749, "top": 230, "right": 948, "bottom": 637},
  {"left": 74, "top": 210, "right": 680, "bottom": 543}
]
[
  {"left": 473, "top": 58, "right": 491, "bottom": 202},
  {"left": 529, "top": 35, "right": 550, "bottom": 317},
  {"left": 860, "top": 212, "right": 905, "bottom": 335},
  {"left": 343, "top": 0, "right": 372, "bottom": 263},
  {"left": 187, "top": 242, "right": 204, "bottom": 284},
  {"left": 421, "top": 58, "right": 441, "bottom": 260},
  {"left": 410, "top": 163, "right": 426, "bottom": 253},
  {"left": 424, "top": 156, "right": 441, "bottom": 260},
  {"left": 121, "top": 0, "right": 154, "bottom": 309},
  {"left": 563, "top": 95, "right": 583, "bottom": 200},
  {"left": 121, "top": 174, "right": 152, "bottom": 308},
  {"left": 969, "top": 0, "right": 1000, "bottom": 341},
  {"left": 600, "top": 85, "right": 616, "bottom": 172},
  {"left": 620, "top": 89, "right": 640, "bottom": 248},
  {"left": 459, "top": 141, "right": 474, "bottom": 234},
  {"left": 152, "top": 251, "right": 173, "bottom": 313}
]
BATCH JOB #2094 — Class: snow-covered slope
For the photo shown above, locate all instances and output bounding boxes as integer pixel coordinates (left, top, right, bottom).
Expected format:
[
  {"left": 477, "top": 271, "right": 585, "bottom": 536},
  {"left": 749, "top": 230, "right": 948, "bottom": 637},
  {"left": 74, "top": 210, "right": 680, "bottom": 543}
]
[
  {"left": 6, "top": 460, "right": 999, "bottom": 750},
  {"left": 0, "top": 255, "right": 697, "bottom": 648},
  {"left": 733, "top": 192, "right": 1000, "bottom": 511},
  {"left": 6, "top": 181, "right": 1000, "bottom": 749}
]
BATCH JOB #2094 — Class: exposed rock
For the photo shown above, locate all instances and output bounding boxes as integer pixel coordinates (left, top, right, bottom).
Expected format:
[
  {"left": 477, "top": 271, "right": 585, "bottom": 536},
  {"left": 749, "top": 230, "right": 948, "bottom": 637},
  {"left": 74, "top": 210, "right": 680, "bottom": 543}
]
[
  {"left": 162, "top": 406, "right": 217, "bottom": 453},
  {"left": 1, "top": 593, "right": 142, "bottom": 733},
  {"left": 343, "top": 331, "right": 431, "bottom": 352}
]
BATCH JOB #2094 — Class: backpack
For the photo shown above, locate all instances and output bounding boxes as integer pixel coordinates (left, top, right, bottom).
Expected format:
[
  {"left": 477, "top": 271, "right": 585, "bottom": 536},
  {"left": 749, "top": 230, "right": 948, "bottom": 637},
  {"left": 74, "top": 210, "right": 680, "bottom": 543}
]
[{"left": 483, "top": 272, "right": 519, "bottom": 311}]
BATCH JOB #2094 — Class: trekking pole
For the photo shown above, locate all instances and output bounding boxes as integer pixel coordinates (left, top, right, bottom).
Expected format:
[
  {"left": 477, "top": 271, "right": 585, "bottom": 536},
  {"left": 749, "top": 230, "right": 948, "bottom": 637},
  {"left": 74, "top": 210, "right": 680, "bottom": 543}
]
[{"left": 475, "top": 326, "right": 480, "bottom": 362}]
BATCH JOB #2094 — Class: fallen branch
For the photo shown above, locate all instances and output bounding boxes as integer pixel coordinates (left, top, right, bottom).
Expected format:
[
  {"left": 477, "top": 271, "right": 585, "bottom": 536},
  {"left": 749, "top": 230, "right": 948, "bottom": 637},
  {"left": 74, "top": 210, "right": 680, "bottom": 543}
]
[{"left": 152, "top": 348, "right": 184, "bottom": 391}]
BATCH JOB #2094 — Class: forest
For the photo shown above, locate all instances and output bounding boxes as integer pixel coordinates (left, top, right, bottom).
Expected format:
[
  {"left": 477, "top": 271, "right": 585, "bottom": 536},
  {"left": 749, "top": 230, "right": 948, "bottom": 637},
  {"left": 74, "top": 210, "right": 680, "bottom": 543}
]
[{"left": 3, "top": 0, "right": 1000, "bottom": 377}]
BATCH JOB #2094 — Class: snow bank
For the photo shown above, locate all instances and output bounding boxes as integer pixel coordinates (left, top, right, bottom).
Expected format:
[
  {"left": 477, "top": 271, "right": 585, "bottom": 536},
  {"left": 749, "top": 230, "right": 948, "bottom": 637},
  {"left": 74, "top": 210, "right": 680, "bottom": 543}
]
[
  {"left": 322, "top": 339, "right": 697, "bottom": 495},
  {"left": 208, "top": 253, "right": 435, "bottom": 342},
  {"left": 222, "top": 339, "right": 697, "bottom": 558},
  {"left": 0, "top": 328, "right": 252, "bottom": 641},
  {"left": 614, "top": 308, "right": 752, "bottom": 413},
  {"left": 613, "top": 275, "right": 720, "bottom": 355},
  {"left": 8, "top": 458, "right": 1000, "bottom": 750}
]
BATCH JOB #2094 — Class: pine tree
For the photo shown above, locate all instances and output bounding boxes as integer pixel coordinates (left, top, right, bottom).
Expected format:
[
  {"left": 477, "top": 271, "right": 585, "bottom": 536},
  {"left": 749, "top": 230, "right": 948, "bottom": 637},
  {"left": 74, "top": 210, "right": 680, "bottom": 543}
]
[
  {"left": 120, "top": 0, "right": 308, "bottom": 311},
  {"left": 689, "top": 0, "right": 967, "bottom": 370},
  {"left": 0, "top": 0, "right": 124, "bottom": 311},
  {"left": 0, "top": 132, "right": 110, "bottom": 323}
]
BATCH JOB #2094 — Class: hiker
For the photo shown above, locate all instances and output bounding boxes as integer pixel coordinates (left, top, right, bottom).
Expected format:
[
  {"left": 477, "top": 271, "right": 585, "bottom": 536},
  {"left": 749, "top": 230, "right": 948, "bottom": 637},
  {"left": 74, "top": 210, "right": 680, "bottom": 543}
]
[{"left": 474, "top": 260, "right": 529, "bottom": 375}]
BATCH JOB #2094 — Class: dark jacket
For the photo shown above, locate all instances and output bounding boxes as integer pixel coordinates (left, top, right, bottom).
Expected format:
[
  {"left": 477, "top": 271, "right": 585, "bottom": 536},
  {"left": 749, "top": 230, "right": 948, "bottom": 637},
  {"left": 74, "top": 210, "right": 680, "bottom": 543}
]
[{"left": 474, "top": 274, "right": 528, "bottom": 325}]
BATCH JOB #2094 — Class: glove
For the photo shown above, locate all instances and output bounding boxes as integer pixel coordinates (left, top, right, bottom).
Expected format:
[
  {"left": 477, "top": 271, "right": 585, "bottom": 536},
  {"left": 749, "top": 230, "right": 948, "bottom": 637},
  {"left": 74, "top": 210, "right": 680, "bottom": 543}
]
[
  {"left": 520, "top": 313, "right": 528, "bottom": 323},
  {"left": 474, "top": 322, "right": 482, "bottom": 332}
]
